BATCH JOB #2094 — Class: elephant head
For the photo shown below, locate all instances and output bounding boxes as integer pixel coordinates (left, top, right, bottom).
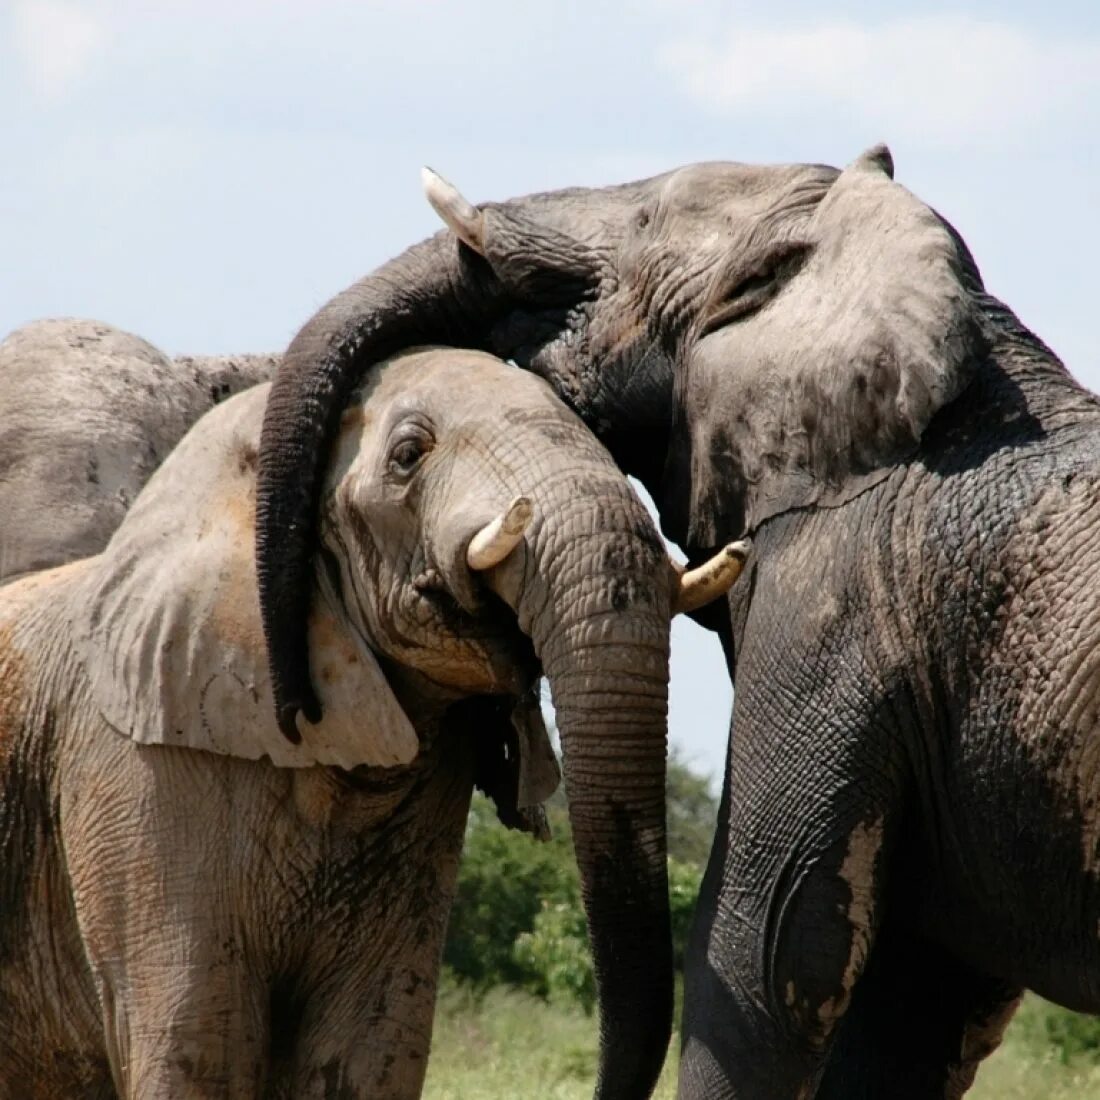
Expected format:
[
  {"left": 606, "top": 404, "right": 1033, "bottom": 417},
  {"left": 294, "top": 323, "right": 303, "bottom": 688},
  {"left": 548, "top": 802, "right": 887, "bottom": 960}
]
[
  {"left": 256, "top": 144, "right": 984, "bottom": 716},
  {"left": 82, "top": 347, "right": 741, "bottom": 1100},
  {"left": 414, "top": 146, "right": 984, "bottom": 546}
]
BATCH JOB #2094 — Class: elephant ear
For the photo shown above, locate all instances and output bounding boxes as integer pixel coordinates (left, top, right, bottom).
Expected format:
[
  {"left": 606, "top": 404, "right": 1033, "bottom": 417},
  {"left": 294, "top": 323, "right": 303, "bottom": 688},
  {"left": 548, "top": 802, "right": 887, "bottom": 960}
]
[
  {"left": 75, "top": 385, "right": 419, "bottom": 770},
  {"left": 466, "top": 690, "right": 561, "bottom": 841},
  {"left": 671, "top": 145, "right": 985, "bottom": 547}
]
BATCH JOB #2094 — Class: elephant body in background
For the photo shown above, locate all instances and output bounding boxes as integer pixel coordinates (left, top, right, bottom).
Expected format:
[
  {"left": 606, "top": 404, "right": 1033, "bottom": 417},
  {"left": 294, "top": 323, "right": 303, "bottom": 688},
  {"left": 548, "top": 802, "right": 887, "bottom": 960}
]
[
  {"left": 0, "top": 348, "right": 689, "bottom": 1097},
  {"left": 252, "top": 146, "right": 1100, "bottom": 1097},
  {"left": 0, "top": 318, "right": 277, "bottom": 582}
]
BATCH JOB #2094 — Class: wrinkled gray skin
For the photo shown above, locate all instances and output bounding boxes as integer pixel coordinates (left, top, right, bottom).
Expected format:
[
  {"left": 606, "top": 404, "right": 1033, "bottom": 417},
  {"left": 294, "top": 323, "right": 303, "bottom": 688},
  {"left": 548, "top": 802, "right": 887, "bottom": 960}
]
[
  {"left": 0, "top": 348, "right": 676, "bottom": 1097},
  {"left": 255, "top": 144, "right": 1100, "bottom": 1098},
  {"left": 0, "top": 318, "right": 277, "bottom": 583}
]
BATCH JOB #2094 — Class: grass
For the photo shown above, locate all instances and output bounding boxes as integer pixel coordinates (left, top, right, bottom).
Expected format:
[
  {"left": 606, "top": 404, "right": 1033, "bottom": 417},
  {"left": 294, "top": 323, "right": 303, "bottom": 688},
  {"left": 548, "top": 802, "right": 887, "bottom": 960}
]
[
  {"left": 969, "top": 996, "right": 1100, "bottom": 1100},
  {"left": 423, "top": 986, "right": 1100, "bottom": 1099},
  {"left": 423, "top": 984, "right": 678, "bottom": 1099}
]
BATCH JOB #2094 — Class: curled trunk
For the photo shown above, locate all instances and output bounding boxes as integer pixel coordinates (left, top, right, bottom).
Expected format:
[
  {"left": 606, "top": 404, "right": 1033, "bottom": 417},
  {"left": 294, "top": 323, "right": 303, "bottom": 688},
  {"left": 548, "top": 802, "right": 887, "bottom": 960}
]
[
  {"left": 256, "top": 235, "right": 505, "bottom": 736},
  {"left": 256, "top": 200, "right": 600, "bottom": 739}
]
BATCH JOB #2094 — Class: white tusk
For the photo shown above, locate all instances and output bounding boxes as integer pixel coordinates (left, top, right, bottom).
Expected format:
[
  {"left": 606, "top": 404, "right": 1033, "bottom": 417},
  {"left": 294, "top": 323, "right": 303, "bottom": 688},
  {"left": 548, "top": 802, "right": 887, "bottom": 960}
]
[
  {"left": 673, "top": 541, "right": 749, "bottom": 615},
  {"left": 421, "top": 166, "right": 486, "bottom": 255},
  {"left": 467, "top": 497, "right": 534, "bottom": 571}
]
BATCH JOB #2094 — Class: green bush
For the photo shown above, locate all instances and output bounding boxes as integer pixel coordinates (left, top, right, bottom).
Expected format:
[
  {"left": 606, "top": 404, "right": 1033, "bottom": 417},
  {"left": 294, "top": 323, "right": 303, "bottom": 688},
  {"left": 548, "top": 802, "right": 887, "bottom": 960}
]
[
  {"left": 514, "top": 887, "right": 596, "bottom": 1011},
  {"left": 512, "top": 855, "right": 703, "bottom": 1013},
  {"left": 668, "top": 857, "right": 704, "bottom": 968},
  {"left": 443, "top": 794, "right": 576, "bottom": 991},
  {"left": 1010, "top": 996, "right": 1100, "bottom": 1065},
  {"left": 444, "top": 748, "right": 718, "bottom": 1005}
]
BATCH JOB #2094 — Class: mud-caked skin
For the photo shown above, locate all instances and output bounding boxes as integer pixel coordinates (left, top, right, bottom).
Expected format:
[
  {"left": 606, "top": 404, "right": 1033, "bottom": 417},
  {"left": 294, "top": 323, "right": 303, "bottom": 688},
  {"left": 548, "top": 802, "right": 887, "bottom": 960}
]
[
  {"left": 254, "top": 143, "right": 1100, "bottom": 1097},
  {"left": 0, "top": 350, "right": 677, "bottom": 1098},
  {"left": 685, "top": 319, "right": 1100, "bottom": 1099},
  {"left": 0, "top": 317, "right": 278, "bottom": 583},
  {"left": 0, "top": 617, "right": 475, "bottom": 1098}
]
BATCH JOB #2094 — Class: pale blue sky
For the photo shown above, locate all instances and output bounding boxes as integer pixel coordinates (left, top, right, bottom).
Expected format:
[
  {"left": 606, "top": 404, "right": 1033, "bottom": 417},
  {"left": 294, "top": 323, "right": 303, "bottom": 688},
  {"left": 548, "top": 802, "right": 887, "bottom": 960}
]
[{"left": 3, "top": 1, "right": 1097, "bottom": 780}]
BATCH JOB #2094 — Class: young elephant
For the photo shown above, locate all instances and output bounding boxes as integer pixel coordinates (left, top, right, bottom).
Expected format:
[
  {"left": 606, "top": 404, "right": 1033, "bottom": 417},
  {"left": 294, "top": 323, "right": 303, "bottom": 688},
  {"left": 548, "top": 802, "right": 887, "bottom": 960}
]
[{"left": 0, "top": 347, "right": 740, "bottom": 1098}]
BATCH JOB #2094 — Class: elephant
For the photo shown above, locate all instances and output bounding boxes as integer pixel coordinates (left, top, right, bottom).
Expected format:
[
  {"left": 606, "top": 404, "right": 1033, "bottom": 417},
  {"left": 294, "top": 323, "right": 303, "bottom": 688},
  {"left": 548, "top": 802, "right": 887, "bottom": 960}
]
[
  {"left": 0, "top": 317, "right": 277, "bottom": 583},
  {"left": 0, "top": 344, "right": 741, "bottom": 1098},
  {"left": 249, "top": 144, "right": 1100, "bottom": 1098}
]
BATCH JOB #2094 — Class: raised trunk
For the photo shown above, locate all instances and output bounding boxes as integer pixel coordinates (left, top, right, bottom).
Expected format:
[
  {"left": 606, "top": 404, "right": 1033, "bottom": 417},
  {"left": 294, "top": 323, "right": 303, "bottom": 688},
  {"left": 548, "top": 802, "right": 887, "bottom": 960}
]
[
  {"left": 499, "top": 472, "right": 674, "bottom": 1100},
  {"left": 256, "top": 233, "right": 505, "bottom": 736}
]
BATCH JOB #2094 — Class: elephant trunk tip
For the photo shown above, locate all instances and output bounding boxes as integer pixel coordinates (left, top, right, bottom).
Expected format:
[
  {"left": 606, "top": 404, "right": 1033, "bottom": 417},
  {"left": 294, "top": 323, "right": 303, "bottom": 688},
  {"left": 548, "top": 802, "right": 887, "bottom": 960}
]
[{"left": 277, "top": 693, "right": 319, "bottom": 744}]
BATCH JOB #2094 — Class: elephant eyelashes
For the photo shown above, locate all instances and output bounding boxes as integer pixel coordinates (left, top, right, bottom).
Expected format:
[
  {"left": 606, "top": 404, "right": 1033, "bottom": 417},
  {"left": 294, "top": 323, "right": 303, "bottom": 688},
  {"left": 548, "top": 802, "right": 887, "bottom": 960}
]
[
  {"left": 700, "top": 243, "right": 810, "bottom": 336},
  {"left": 387, "top": 429, "right": 434, "bottom": 477}
]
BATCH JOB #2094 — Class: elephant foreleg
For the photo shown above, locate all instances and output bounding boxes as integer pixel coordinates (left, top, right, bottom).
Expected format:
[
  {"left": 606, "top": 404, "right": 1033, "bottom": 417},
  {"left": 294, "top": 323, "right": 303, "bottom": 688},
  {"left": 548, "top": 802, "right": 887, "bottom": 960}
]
[
  {"left": 286, "top": 735, "right": 475, "bottom": 1099},
  {"left": 815, "top": 928, "right": 1021, "bottom": 1100},
  {"left": 679, "top": 598, "right": 908, "bottom": 1098},
  {"left": 95, "top": 956, "right": 268, "bottom": 1100}
]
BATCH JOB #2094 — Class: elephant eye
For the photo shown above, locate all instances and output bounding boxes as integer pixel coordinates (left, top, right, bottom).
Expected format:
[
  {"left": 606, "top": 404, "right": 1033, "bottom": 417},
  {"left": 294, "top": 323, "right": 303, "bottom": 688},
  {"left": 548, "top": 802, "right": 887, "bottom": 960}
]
[
  {"left": 700, "top": 242, "right": 810, "bottom": 336},
  {"left": 388, "top": 433, "right": 432, "bottom": 477}
]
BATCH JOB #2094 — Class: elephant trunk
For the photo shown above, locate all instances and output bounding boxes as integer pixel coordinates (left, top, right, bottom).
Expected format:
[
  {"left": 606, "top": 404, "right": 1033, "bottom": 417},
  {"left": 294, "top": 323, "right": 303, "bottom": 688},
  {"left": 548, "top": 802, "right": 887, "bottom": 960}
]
[
  {"left": 256, "top": 233, "right": 506, "bottom": 737},
  {"left": 257, "top": 206, "right": 601, "bottom": 740},
  {"left": 494, "top": 469, "right": 674, "bottom": 1100}
]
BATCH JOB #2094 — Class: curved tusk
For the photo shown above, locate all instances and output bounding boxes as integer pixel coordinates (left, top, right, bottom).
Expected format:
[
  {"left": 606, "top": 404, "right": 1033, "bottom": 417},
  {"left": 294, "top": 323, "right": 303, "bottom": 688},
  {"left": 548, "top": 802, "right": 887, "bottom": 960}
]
[
  {"left": 422, "top": 166, "right": 486, "bottom": 255},
  {"left": 467, "top": 496, "right": 534, "bottom": 571},
  {"left": 673, "top": 541, "right": 749, "bottom": 615}
]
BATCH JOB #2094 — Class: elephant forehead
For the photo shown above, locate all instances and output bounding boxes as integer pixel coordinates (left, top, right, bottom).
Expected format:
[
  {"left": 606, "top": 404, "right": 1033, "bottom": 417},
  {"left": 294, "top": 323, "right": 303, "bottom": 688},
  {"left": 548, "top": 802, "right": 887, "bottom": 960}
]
[
  {"left": 656, "top": 161, "right": 838, "bottom": 217},
  {"left": 345, "top": 350, "right": 562, "bottom": 430},
  {"left": 373, "top": 348, "right": 541, "bottom": 397}
]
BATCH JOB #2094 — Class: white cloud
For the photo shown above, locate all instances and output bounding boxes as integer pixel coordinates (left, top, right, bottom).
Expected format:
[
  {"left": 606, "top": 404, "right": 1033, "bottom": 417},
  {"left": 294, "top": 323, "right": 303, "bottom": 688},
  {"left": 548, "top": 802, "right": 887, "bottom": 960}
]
[
  {"left": 658, "top": 14, "right": 1100, "bottom": 149},
  {"left": 14, "top": 0, "right": 109, "bottom": 103}
]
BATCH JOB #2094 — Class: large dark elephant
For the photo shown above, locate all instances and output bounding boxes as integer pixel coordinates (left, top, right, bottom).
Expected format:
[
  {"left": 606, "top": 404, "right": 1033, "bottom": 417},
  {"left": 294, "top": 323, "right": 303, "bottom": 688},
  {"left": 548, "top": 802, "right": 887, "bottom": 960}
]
[{"left": 252, "top": 144, "right": 1100, "bottom": 1098}]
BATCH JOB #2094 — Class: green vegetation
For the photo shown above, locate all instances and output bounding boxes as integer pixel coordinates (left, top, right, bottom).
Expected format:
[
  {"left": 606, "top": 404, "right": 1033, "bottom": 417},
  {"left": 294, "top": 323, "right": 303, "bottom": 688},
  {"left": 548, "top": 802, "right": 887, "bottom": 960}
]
[
  {"left": 971, "top": 997, "right": 1100, "bottom": 1098},
  {"left": 423, "top": 982, "right": 679, "bottom": 1099},
  {"left": 443, "top": 750, "right": 714, "bottom": 1009},
  {"left": 423, "top": 989, "right": 1100, "bottom": 1099},
  {"left": 435, "top": 745, "right": 1100, "bottom": 1097}
]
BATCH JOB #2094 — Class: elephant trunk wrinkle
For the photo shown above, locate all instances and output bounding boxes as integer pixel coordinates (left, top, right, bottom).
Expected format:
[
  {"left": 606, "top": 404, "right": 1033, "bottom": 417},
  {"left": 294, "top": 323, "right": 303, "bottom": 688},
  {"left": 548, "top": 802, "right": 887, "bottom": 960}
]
[{"left": 519, "top": 505, "right": 674, "bottom": 1100}]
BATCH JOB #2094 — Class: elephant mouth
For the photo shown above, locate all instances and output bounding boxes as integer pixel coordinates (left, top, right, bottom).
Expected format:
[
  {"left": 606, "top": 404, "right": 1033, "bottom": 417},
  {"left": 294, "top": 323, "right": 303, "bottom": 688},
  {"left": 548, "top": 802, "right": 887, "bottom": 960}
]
[{"left": 410, "top": 568, "right": 539, "bottom": 696}]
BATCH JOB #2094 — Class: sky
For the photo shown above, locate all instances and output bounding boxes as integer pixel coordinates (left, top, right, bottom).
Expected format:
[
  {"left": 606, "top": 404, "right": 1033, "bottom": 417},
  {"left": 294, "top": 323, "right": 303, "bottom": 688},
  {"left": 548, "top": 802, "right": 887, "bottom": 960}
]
[{"left": 3, "top": 0, "right": 1097, "bottom": 782}]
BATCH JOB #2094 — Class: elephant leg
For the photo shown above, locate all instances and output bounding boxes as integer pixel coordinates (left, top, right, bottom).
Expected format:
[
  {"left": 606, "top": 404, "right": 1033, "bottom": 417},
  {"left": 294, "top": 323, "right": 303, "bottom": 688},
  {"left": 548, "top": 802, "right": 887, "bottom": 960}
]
[
  {"left": 288, "top": 964, "right": 440, "bottom": 1099},
  {"left": 95, "top": 952, "right": 268, "bottom": 1099},
  {"left": 62, "top": 742, "right": 270, "bottom": 1099},
  {"left": 678, "top": 609, "right": 908, "bottom": 1098},
  {"left": 287, "top": 738, "right": 475, "bottom": 1099},
  {"left": 815, "top": 928, "right": 1021, "bottom": 1100}
]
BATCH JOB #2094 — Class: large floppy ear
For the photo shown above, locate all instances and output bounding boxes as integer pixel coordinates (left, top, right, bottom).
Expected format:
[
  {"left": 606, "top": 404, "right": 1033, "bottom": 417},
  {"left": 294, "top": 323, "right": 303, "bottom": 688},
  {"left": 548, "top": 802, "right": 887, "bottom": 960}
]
[
  {"left": 669, "top": 145, "right": 985, "bottom": 547},
  {"left": 76, "top": 385, "right": 419, "bottom": 769}
]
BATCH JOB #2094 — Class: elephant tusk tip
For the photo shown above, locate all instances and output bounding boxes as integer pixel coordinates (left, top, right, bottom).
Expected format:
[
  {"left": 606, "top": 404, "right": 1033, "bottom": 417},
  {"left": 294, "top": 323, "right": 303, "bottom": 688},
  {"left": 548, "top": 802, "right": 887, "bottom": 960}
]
[
  {"left": 673, "top": 539, "right": 750, "bottom": 615},
  {"left": 420, "top": 165, "right": 445, "bottom": 196},
  {"left": 421, "top": 166, "right": 486, "bottom": 255},
  {"left": 502, "top": 496, "right": 533, "bottom": 535},
  {"left": 467, "top": 496, "right": 534, "bottom": 571}
]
